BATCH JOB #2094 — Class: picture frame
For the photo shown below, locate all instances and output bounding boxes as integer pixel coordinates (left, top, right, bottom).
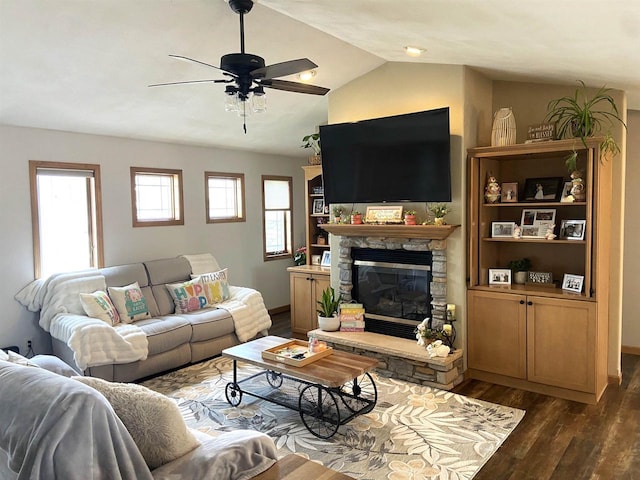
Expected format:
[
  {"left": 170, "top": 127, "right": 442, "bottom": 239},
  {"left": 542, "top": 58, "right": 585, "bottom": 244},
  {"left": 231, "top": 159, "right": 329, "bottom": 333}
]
[
  {"left": 489, "top": 268, "right": 511, "bottom": 285},
  {"left": 560, "top": 181, "right": 573, "bottom": 202},
  {"left": 562, "top": 274, "right": 584, "bottom": 293},
  {"left": 522, "top": 176, "right": 564, "bottom": 202},
  {"left": 520, "top": 209, "right": 556, "bottom": 238},
  {"left": 311, "top": 254, "right": 321, "bottom": 265},
  {"left": 312, "top": 198, "right": 325, "bottom": 215},
  {"left": 559, "top": 219, "right": 586, "bottom": 240},
  {"left": 364, "top": 205, "right": 404, "bottom": 224},
  {"left": 491, "top": 221, "right": 516, "bottom": 238},
  {"left": 501, "top": 182, "right": 518, "bottom": 202},
  {"left": 320, "top": 250, "right": 331, "bottom": 267},
  {"left": 526, "top": 271, "right": 554, "bottom": 285}
]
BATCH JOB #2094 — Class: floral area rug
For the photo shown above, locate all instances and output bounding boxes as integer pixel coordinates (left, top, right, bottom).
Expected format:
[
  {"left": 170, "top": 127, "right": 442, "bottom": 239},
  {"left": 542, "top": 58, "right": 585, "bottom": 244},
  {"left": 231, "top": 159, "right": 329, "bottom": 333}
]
[{"left": 143, "top": 356, "right": 524, "bottom": 480}]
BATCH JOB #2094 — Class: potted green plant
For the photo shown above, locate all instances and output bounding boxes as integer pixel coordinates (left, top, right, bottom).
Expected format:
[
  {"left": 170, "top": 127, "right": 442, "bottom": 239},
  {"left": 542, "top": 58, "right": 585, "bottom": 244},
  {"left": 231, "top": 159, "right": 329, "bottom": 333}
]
[
  {"left": 350, "top": 210, "right": 363, "bottom": 224},
  {"left": 316, "top": 286, "right": 342, "bottom": 331},
  {"left": 545, "top": 81, "right": 627, "bottom": 172},
  {"left": 332, "top": 205, "right": 344, "bottom": 223},
  {"left": 404, "top": 210, "right": 417, "bottom": 225},
  {"left": 301, "top": 133, "right": 321, "bottom": 165},
  {"left": 428, "top": 203, "right": 451, "bottom": 225},
  {"left": 507, "top": 257, "right": 532, "bottom": 284}
]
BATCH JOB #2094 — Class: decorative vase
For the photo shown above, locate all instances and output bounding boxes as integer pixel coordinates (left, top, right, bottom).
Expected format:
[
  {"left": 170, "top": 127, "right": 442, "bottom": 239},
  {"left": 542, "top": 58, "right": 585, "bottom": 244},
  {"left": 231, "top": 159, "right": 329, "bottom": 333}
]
[
  {"left": 434, "top": 217, "right": 445, "bottom": 226},
  {"left": 404, "top": 214, "right": 417, "bottom": 225},
  {"left": 308, "top": 154, "right": 321, "bottom": 165},
  {"left": 491, "top": 107, "right": 516, "bottom": 146},
  {"left": 514, "top": 271, "right": 527, "bottom": 284},
  {"left": 570, "top": 170, "right": 586, "bottom": 201},
  {"left": 318, "top": 315, "right": 340, "bottom": 332}
]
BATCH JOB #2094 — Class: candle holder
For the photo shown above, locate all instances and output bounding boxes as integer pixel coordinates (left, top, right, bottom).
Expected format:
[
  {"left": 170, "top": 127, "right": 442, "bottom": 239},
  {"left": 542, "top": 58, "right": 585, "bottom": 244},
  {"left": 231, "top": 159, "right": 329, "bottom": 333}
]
[{"left": 441, "top": 306, "right": 457, "bottom": 350}]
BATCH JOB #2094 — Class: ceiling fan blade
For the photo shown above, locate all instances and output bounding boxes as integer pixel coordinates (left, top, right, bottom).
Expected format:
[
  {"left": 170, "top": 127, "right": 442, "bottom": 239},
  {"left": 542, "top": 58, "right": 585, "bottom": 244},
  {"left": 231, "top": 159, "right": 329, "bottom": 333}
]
[
  {"left": 148, "top": 79, "right": 230, "bottom": 87},
  {"left": 251, "top": 58, "right": 318, "bottom": 80},
  {"left": 260, "top": 79, "right": 329, "bottom": 96},
  {"left": 168, "top": 55, "right": 237, "bottom": 77}
]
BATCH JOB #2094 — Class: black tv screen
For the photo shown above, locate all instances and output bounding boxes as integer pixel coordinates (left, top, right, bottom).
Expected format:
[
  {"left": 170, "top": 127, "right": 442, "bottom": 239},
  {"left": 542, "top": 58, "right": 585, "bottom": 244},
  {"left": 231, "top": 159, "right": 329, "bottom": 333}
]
[{"left": 319, "top": 107, "right": 451, "bottom": 204}]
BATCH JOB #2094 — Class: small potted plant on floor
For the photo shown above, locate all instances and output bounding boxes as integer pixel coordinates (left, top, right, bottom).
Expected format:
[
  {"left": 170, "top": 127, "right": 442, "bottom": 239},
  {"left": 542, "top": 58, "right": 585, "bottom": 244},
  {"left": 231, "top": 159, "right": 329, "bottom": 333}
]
[
  {"left": 301, "top": 133, "right": 321, "bottom": 165},
  {"left": 404, "top": 210, "right": 417, "bottom": 225},
  {"left": 317, "top": 287, "right": 342, "bottom": 331},
  {"left": 507, "top": 257, "right": 532, "bottom": 284}
]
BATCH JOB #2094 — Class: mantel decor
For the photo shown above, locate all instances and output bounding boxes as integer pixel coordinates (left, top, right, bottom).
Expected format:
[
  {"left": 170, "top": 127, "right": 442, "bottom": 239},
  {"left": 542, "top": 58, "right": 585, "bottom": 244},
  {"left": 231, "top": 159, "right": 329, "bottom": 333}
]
[{"left": 319, "top": 223, "right": 460, "bottom": 240}]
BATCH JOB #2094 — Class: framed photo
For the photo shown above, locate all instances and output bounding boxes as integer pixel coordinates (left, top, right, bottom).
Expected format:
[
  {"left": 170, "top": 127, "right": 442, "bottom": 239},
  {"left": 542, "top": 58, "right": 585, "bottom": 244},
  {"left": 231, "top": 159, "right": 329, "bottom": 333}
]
[
  {"left": 311, "top": 254, "right": 321, "bottom": 265},
  {"left": 562, "top": 274, "right": 584, "bottom": 293},
  {"left": 320, "top": 250, "right": 331, "bottom": 267},
  {"left": 560, "top": 181, "right": 573, "bottom": 202},
  {"left": 491, "top": 221, "right": 516, "bottom": 238},
  {"left": 312, "top": 198, "right": 324, "bottom": 215},
  {"left": 559, "top": 219, "right": 586, "bottom": 240},
  {"left": 489, "top": 268, "right": 511, "bottom": 285},
  {"left": 520, "top": 209, "right": 556, "bottom": 238},
  {"left": 526, "top": 271, "right": 553, "bottom": 285},
  {"left": 365, "top": 205, "right": 403, "bottom": 224},
  {"left": 501, "top": 182, "right": 518, "bottom": 202},
  {"left": 523, "top": 176, "right": 564, "bottom": 202}
]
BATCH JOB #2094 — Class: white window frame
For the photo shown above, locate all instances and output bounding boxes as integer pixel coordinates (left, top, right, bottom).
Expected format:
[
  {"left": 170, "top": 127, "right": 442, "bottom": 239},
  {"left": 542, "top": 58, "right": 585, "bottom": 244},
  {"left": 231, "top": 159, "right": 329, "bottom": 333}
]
[
  {"left": 130, "top": 167, "right": 184, "bottom": 227},
  {"left": 262, "top": 175, "right": 293, "bottom": 261},
  {"left": 29, "top": 160, "right": 104, "bottom": 279},
  {"left": 205, "top": 171, "right": 246, "bottom": 223}
]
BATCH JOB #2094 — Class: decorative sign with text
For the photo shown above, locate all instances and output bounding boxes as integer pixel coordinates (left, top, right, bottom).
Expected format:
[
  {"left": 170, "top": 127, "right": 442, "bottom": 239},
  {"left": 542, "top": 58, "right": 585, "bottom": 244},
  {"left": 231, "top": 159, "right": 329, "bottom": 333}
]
[
  {"left": 526, "top": 271, "right": 554, "bottom": 285},
  {"left": 526, "top": 123, "right": 556, "bottom": 143}
]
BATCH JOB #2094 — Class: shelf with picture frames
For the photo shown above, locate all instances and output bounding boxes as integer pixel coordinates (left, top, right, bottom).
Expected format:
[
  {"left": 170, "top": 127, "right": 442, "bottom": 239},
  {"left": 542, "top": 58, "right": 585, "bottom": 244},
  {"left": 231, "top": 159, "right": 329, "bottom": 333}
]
[{"left": 466, "top": 137, "right": 611, "bottom": 404}]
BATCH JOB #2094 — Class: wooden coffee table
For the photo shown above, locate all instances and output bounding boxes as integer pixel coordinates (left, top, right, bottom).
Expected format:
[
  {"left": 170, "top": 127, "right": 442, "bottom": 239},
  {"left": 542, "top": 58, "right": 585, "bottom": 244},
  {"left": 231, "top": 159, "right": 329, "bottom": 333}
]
[{"left": 222, "top": 336, "right": 379, "bottom": 439}]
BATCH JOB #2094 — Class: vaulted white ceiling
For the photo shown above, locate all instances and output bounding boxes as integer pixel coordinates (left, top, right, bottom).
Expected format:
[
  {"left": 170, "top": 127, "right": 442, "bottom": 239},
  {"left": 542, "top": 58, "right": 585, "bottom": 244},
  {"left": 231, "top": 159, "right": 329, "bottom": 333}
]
[{"left": 1, "top": 0, "right": 638, "bottom": 157}]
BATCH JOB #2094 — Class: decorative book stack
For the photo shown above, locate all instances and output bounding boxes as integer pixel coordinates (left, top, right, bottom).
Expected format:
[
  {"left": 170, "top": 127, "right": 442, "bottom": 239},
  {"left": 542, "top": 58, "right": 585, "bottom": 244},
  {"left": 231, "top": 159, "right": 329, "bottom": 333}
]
[{"left": 339, "top": 303, "right": 365, "bottom": 332}]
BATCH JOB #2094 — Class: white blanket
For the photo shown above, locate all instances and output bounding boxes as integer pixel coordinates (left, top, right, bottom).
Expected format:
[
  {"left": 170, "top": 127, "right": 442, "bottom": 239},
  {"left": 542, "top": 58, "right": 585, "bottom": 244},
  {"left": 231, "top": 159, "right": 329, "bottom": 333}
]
[
  {"left": 50, "top": 315, "right": 149, "bottom": 371},
  {"left": 216, "top": 286, "right": 272, "bottom": 343}
]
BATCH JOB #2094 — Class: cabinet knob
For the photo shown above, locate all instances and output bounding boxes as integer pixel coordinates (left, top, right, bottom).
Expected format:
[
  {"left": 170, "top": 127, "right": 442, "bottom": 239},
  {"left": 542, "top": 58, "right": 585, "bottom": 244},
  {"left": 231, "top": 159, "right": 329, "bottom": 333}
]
[
  {"left": 519, "top": 300, "right": 525, "bottom": 304},
  {"left": 527, "top": 301, "right": 533, "bottom": 306}
]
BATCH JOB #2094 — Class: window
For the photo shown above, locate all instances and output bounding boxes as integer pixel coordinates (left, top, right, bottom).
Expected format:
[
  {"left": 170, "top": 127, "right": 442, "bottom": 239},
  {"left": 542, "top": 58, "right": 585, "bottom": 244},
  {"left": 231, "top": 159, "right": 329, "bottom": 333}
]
[
  {"left": 29, "top": 161, "right": 104, "bottom": 279},
  {"left": 262, "top": 176, "right": 293, "bottom": 260},
  {"left": 205, "top": 172, "right": 245, "bottom": 223},
  {"left": 130, "top": 167, "right": 184, "bottom": 227}
]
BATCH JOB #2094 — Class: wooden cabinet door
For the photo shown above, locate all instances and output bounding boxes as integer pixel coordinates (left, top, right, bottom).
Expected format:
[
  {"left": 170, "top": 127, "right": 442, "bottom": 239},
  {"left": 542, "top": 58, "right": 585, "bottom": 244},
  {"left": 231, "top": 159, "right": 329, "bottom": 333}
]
[
  {"left": 468, "top": 290, "right": 527, "bottom": 379},
  {"left": 290, "top": 272, "right": 314, "bottom": 335},
  {"left": 527, "top": 296, "right": 596, "bottom": 392}
]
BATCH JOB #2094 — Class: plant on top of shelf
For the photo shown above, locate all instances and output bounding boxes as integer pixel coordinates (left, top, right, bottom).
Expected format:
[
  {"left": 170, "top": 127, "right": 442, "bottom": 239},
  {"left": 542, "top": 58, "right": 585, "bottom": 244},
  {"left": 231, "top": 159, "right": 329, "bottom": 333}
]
[
  {"left": 428, "top": 203, "right": 451, "bottom": 225},
  {"left": 545, "top": 81, "right": 627, "bottom": 171},
  {"left": 507, "top": 257, "right": 532, "bottom": 273},
  {"left": 301, "top": 133, "right": 321, "bottom": 155},
  {"left": 331, "top": 205, "right": 344, "bottom": 223},
  {"left": 404, "top": 210, "right": 417, "bottom": 216}
]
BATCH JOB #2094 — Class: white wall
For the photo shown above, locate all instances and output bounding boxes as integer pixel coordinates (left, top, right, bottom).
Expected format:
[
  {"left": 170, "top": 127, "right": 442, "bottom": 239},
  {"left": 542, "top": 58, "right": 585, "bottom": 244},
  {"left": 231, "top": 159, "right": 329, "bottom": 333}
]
[
  {"left": 622, "top": 110, "right": 640, "bottom": 351},
  {"left": 0, "top": 125, "right": 306, "bottom": 355}
]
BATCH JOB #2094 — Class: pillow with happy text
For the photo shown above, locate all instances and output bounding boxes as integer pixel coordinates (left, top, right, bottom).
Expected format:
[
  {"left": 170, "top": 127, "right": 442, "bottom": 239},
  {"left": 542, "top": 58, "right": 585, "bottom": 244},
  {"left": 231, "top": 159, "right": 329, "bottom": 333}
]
[
  {"left": 79, "top": 290, "right": 121, "bottom": 325},
  {"left": 191, "top": 268, "right": 230, "bottom": 306},
  {"left": 166, "top": 277, "right": 209, "bottom": 314},
  {"left": 107, "top": 282, "right": 152, "bottom": 323}
]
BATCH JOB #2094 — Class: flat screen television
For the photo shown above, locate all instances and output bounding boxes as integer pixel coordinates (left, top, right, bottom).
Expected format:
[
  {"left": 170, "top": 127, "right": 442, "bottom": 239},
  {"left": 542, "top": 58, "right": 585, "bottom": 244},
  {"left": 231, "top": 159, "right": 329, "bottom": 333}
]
[{"left": 319, "top": 107, "right": 451, "bottom": 204}]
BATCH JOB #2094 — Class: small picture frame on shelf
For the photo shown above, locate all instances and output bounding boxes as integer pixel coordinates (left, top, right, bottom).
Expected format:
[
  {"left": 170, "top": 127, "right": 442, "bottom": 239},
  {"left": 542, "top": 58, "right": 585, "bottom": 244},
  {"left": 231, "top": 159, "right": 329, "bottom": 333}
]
[
  {"left": 562, "top": 274, "right": 584, "bottom": 293},
  {"left": 526, "top": 271, "right": 554, "bottom": 285},
  {"left": 320, "top": 251, "right": 331, "bottom": 267},
  {"left": 491, "top": 221, "right": 516, "bottom": 238},
  {"left": 522, "top": 176, "right": 564, "bottom": 202},
  {"left": 489, "top": 268, "right": 511, "bottom": 285},
  {"left": 560, "top": 181, "right": 574, "bottom": 202},
  {"left": 311, "top": 254, "right": 321, "bottom": 265},
  {"left": 559, "top": 219, "right": 586, "bottom": 240},
  {"left": 312, "top": 198, "right": 324, "bottom": 215},
  {"left": 501, "top": 182, "right": 518, "bottom": 202}
]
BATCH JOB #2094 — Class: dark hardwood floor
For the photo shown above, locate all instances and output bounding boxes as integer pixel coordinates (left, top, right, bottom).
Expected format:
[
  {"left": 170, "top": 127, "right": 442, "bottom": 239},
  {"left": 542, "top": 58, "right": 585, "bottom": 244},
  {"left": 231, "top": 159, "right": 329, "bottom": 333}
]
[{"left": 268, "top": 311, "right": 640, "bottom": 479}]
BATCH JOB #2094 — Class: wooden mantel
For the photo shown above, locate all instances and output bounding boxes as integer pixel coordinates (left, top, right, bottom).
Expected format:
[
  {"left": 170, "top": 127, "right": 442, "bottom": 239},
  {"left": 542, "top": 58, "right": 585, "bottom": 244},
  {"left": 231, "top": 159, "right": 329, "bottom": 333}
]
[{"left": 319, "top": 223, "right": 460, "bottom": 240}]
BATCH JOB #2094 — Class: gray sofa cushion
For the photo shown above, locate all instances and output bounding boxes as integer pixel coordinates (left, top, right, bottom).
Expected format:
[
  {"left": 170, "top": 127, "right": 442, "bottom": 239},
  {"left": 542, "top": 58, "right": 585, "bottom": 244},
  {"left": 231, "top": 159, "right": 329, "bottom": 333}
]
[
  {"left": 100, "top": 263, "right": 150, "bottom": 288},
  {"left": 182, "top": 308, "right": 235, "bottom": 342},
  {"left": 135, "top": 317, "right": 192, "bottom": 356},
  {"left": 152, "top": 284, "right": 177, "bottom": 317},
  {"left": 145, "top": 257, "right": 191, "bottom": 285}
]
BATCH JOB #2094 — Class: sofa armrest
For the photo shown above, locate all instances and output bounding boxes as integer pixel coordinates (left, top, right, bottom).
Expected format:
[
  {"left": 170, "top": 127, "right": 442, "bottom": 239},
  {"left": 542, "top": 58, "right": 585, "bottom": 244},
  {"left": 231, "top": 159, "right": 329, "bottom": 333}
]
[{"left": 151, "top": 430, "right": 277, "bottom": 480}]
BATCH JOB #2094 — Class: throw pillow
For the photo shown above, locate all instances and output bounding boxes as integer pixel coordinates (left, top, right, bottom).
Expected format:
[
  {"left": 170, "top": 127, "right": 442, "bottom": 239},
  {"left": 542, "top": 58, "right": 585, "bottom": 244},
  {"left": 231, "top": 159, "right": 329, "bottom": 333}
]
[
  {"left": 166, "top": 278, "right": 208, "bottom": 314},
  {"left": 192, "top": 268, "right": 230, "bottom": 306},
  {"left": 107, "top": 282, "right": 152, "bottom": 323},
  {"left": 73, "top": 376, "right": 200, "bottom": 469},
  {"left": 79, "top": 290, "right": 121, "bottom": 325}
]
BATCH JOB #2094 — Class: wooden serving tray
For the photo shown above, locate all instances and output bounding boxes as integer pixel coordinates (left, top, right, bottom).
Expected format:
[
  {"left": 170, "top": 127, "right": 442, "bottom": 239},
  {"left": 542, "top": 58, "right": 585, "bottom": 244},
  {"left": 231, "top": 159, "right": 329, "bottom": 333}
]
[{"left": 261, "top": 339, "right": 333, "bottom": 367}]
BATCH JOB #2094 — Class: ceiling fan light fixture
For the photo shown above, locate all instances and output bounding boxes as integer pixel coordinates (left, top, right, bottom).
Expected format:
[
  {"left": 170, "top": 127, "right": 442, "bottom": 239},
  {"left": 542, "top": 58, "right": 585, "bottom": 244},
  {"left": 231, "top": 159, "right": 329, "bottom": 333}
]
[
  {"left": 297, "top": 70, "right": 316, "bottom": 82},
  {"left": 404, "top": 46, "right": 425, "bottom": 57},
  {"left": 224, "top": 86, "right": 240, "bottom": 112}
]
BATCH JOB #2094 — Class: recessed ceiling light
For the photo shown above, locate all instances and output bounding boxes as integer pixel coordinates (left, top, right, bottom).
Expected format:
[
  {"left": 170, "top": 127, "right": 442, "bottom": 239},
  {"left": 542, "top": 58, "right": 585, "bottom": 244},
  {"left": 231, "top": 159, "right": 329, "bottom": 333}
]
[
  {"left": 404, "top": 46, "right": 425, "bottom": 57},
  {"left": 297, "top": 70, "right": 316, "bottom": 82}
]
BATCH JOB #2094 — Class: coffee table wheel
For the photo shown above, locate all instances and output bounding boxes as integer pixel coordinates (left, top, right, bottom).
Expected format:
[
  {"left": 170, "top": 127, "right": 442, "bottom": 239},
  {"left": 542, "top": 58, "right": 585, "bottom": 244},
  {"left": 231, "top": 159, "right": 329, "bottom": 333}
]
[
  {"left": 340, "top": 373, "right": 377, "bottom": 414},
  {"left": 265, "top": 370, "right": 283, "bottom": 388},
  {"left": 225, "top": 382, "right": 242, "bottom": 406},
  {"left": 298, "top": 384, "right": 341, "bottom": 439}
]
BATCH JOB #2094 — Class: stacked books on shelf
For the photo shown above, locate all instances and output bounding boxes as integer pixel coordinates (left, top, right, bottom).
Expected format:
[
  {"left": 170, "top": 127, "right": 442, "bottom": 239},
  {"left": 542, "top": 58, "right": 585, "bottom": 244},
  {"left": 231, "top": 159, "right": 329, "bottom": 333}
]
[{"left": 339, "top": 303, "right": 365, "bottom": 332}]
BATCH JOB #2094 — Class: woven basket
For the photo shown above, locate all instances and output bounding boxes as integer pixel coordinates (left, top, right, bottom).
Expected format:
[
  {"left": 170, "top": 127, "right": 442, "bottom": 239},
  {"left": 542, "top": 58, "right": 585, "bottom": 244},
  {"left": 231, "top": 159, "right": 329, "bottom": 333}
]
[{"left": 308, "top": 154, "right": 321, "bottom": 165}]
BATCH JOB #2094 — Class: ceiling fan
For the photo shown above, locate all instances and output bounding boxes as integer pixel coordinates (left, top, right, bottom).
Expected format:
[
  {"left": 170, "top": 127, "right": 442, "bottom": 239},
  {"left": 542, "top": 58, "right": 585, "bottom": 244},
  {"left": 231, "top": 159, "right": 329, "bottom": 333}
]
[{"left": 149, "top": 0, "right": 329, "bottom": 133}]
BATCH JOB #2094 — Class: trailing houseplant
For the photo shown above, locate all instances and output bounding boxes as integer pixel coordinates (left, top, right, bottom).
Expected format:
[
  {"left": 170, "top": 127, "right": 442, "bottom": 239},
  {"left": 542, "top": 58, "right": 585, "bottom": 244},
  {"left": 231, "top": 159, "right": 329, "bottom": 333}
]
[
  {"left": 301, "top": 133, "right": 321, "bottom": 155},
  {"left": 545, "top": 81, "right": 626, "bottom": 171}
]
